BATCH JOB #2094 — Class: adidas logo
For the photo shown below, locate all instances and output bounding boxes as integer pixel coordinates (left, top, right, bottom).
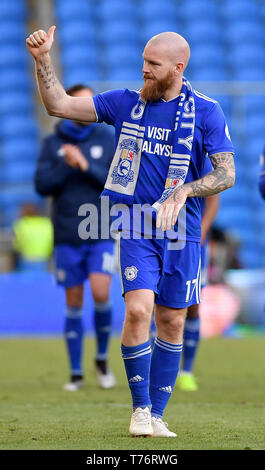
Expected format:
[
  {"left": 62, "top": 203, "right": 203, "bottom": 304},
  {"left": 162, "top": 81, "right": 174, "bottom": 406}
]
[
  {"left": 159, "top": 386, "right": 173, "bottom": 394},
  {"left": 129, "top": 375, "right": 144, "bottom": 383}
]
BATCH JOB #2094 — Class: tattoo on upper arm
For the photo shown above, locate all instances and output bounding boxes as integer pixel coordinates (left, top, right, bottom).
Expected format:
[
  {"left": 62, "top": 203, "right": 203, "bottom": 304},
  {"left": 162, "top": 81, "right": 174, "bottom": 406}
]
[{"left": 185, "top": 152, "right": 235, "bottom": 198}]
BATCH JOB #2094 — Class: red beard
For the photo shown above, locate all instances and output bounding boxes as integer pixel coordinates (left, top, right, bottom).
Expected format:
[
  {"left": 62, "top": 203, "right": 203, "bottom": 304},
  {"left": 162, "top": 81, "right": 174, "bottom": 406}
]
[{"left": 140, "top": 70, "right": 175, "bottom": 102}]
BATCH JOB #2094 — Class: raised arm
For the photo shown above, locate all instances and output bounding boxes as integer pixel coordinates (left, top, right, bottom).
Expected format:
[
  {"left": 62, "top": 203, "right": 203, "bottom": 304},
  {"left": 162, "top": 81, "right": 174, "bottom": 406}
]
[
  {"left": 157, "top": 152, "right": 235, "bottom": 231},
  {"left": 26, "top": 26, "right": 97, "bottom": 123}
]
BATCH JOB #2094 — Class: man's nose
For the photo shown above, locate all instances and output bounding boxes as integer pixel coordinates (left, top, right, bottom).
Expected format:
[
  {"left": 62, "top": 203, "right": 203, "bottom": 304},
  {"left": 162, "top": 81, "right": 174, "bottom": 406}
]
[{"left": 142, "top": 62, "right": 150, "bottom": 74}]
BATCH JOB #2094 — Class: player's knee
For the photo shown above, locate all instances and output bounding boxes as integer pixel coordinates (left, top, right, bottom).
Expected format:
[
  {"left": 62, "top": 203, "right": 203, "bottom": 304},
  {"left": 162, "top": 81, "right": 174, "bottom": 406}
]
[
  {"left": 66, "top": 286, "right": 83, "bottom": 307},
  {"left": 93, "top": 291, "right": 109, "bottom": 304},
  {"left": 126, "top": 303, "right": 151, "bottom": 326},
  {"left": 158, "top": 314, "right": 185, "bottom": 336}
]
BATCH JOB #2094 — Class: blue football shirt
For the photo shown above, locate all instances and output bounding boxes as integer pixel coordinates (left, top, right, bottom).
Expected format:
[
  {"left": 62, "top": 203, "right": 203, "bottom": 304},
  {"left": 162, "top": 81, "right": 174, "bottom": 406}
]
[{"left": 93, "top": 88, "right": 234, "bottom": 241}]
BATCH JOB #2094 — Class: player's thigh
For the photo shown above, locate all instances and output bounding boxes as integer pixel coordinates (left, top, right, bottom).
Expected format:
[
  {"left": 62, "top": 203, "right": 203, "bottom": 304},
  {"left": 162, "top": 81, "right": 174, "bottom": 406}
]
[
  {"left": 118, "top": 236, "right": 161, "bottom": 296},
  {"left": 89, "top": 273, "right": 112, "bottom": 303},
  {"left": 157, "top": 240, "right": 201, "bottom": 309},
  {"left": 86, "top": 240, "right": 116, "bottom": 277},
  {"left": 54, "top": 244, "right": 87, "bottom": 288}
]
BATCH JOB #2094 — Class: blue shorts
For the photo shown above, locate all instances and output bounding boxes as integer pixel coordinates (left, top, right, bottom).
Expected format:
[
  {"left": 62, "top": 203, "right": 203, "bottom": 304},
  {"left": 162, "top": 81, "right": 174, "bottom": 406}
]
[
  {"left": 118, "top": 237, "right": 201, "bottom": 309},
  {"left": 54, "top": 241, "right": 115, "bottom": 287}
]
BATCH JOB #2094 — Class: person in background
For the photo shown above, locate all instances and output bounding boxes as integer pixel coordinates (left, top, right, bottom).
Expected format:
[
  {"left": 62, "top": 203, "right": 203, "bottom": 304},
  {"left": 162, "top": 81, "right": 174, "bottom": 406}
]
[
  {"left": 177, "top": 194, "right": 219, "bottom": 391},
  {"left": 150, "top": 161, "right": 220, "bottom": 392},
  {"left": 259, "top": 147, "right": 265, "bottom": 199},
  {"left": 13, "top": 202, "right": 53, "bottom": 272},
  {"left": 35, "top": 84, "right": 116, "bottom": 391}
]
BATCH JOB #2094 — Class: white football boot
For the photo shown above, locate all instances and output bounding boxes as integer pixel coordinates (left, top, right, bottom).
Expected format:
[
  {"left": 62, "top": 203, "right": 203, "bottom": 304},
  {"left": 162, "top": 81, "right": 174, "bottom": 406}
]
[
  {"left": 95, "top": 360, "right": 116, "bottom": 389},
  {"left": 151, "top": 417, "right": 177, "bottom": 437},
  {"left": 62, "top": 380, "right": 84, "bottom": 391},
  {"left": 129, "top": 407, "right": 153, "bottom": 437}
]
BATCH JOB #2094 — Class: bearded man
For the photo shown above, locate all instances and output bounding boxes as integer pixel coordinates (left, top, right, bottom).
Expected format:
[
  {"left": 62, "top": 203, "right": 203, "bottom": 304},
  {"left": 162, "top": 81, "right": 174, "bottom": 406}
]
[{"left": 26, "top": 27, "right": 235, "bottom": 437}]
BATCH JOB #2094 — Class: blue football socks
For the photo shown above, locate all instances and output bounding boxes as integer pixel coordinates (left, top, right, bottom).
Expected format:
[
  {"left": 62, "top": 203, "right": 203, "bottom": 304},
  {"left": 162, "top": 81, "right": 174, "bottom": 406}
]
[
  {"left": 150, "top": 337, "right": 183, "bottom": 418},
  {"left": 121, "top": 340, "right": 152, "bottom": 409},
  {"left": 182, "top": 317, "right": 200, "bottom": 373},
  {"left": 64, "top": 306, "right": 84, "bottom": 377},
  {"left": 94, "top": 300, "right": 112, "bottom": 360}
]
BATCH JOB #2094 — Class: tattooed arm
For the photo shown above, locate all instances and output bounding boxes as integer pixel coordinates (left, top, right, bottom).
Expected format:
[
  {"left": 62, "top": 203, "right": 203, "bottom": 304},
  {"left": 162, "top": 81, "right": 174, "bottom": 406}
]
[
  {"left": 26, "top": 27, "right": 97, "bottom": 123},
  {"left": 184, "top": 152, "right": 235, "bottom": 198},
  {"left": 156, "top": 152, "right": 235, "bottom": 231}
]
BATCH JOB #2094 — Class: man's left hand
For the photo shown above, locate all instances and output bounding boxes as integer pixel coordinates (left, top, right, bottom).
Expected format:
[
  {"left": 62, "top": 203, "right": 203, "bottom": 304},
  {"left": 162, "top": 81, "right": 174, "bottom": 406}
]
[{"left": 156, "top": 185, "right": 188, "bottom": 231}]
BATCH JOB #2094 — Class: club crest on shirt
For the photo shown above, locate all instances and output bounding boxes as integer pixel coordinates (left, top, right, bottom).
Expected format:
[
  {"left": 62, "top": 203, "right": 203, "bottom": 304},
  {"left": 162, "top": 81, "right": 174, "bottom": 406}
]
[
  {"left": 124, "top": 265, "right": 138, "bottom": 281},
  {"left": 131, "top": 99, "right": 145, "bottom": 120},
  {"left": 111, "top": 138, "right": 139, "bottom": 187}
]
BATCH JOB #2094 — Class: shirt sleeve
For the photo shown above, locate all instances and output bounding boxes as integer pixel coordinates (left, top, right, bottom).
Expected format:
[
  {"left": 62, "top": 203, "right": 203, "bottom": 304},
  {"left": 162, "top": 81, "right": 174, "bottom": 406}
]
[
  {"left": 203, "top": 102, "right": 234, "bottom": 156},
  {"left": 202, "top": 156, "right": 213, "bottom": 176},
  {"left": 92, "top": 89, "right": 125, "bottom": 125}
]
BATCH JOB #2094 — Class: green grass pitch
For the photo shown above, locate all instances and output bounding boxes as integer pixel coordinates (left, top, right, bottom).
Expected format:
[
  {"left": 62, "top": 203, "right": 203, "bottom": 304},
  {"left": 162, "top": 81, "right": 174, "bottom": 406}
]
[{"left": 0, "top": 336, "right": 264, "bottom": 450}]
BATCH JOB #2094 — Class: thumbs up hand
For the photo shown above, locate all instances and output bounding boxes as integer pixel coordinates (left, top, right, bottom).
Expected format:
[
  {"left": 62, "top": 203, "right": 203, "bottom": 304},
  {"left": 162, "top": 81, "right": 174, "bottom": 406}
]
[{"left": 26, "top": 26, "right": 56, "bottom": 59}]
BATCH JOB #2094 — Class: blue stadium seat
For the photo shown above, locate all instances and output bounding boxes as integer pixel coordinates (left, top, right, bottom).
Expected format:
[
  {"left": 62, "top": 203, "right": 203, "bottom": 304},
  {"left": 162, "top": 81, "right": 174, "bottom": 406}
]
[
  {"left": 0, "top": 69, "right": 31, "bottom": 92},
  {"left": 229, "top": 45, "right": 265, "bottom": 69},
  {"left": 107, "top": 66, "right": 142, "bottom": 82},
  {"left": 223, "top": 20, "right": 263, "bottom": 45},
  {"left": 177, "top": 0, "right": 218, "bottom": 20},
  {"left": 191, "top": 67, "right": 228, "bottom": 81},
  {"left": 0, "top": 20, "right": 27, "bottom": 43},
  {"left": 189, "top": 44, "right": 225, "bottom": 69},
  {"left": 0, "top": 93, "right": 34, "bottom": 115},
  {"left": 137, "top": 1, "right": 177, "bottom": 22},
  {"left": 2, "top": 163, "right": 35, "bottom": 184},
  {"left": 61, "top": 46, "right": 97, "bottom": 69},
  {"left": 185, "top": 19, "right": 222, "bottom": 46},
  {"left": 246, "top": 114, "right": 265, "bottom": 139},
  {"left": 244, "top": 95, "right": 265, "bottom": 114},
  {"left": 55, "top": 0, "right": 93, "bottom": 21},
  {"left": 232, "top": 67, "right": 265, "bottom": 81},
  {"left": 58, "top": 20, "right": 95, "bottom": 45},
  {"left": 63, "top": 68, "right": 101, "bottom": 88},
  {"left": 104, "top": 44, "right": 141, "bottom": 69},
  {"left": 1, "top": 140, "right": 39, "bottom": 162},
  {"left": 220, "top": 0, "right": 259, "bottom": 21},
  {"left": 0, "top": 45, "right": 29, "bottom": 67},
  {"left": 100, "top": 20, "right": 138, "bottom": 44},
  {"left": 0, "top": 185, "right": 40, "bottom": 209},
  {"left": 0, "top": 0, "right": 27, "bottom": 20},
  {"left": 140, "top": 20, "right": 183, "bottom": 45},
  {"left": 1, "top": 116, "right": 38, "bottom": 139},
  {"left": 95, "top": 0, "right": 135, "bottom": 21}
]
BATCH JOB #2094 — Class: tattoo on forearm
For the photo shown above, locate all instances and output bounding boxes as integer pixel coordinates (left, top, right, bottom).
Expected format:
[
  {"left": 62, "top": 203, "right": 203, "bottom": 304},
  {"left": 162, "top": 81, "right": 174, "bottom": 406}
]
[
  {"left": 36, "top": 58, "right": 57, "bottom": 90},
  {"left": 180, "top": 152, "right": 235, "bottom": 198}
]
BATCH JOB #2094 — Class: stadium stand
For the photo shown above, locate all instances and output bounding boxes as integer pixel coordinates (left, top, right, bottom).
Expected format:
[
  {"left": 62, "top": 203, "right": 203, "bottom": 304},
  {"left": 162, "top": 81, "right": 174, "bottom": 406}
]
[{"left": 0, "top": 0, "right": 265, "bottom": 270}]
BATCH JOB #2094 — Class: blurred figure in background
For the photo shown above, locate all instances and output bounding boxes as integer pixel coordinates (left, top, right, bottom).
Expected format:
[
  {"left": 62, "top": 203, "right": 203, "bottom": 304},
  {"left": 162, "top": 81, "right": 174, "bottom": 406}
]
[
  {"left": 177, "top": 158, "right": 219, "bottom": 392},
  {"left": 258, "top": 146, "right": 265, "bottom": 200},
  {"left": 13, "top": 202, "right": 53, "bottom": 272},
  {"left": 35, "top": 84, "right": 116, "bottom": 391},
  {"left": 177, "top": 194, "right": 219, "bottom": 391}
]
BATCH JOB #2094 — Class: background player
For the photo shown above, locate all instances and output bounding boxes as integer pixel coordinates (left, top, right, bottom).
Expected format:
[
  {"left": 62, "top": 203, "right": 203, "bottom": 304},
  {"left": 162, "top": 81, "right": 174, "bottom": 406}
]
[
  {"left": 178, "top": 159, "right": 219, "bottom": 391},
  {"left": 35, "top": 84, "right": 116, "bottom": 391},
  {"left": 26, "top": 27, "right": 235, "bottom": 437}
]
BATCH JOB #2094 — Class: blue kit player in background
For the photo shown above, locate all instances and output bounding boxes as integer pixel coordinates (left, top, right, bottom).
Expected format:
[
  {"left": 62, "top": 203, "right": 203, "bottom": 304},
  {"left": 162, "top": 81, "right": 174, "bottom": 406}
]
[
  {"left": 35, "top": 84, "right": 116, "bottom": 391},
  {"left": 178, "top": 160, "right": 219, "bottom": 392},
  {"left": 27, "top": 27, "right": 235, "bottom": 437},
  {"left": 258, "top": 146, "right": 265, "bottom": 199}
]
